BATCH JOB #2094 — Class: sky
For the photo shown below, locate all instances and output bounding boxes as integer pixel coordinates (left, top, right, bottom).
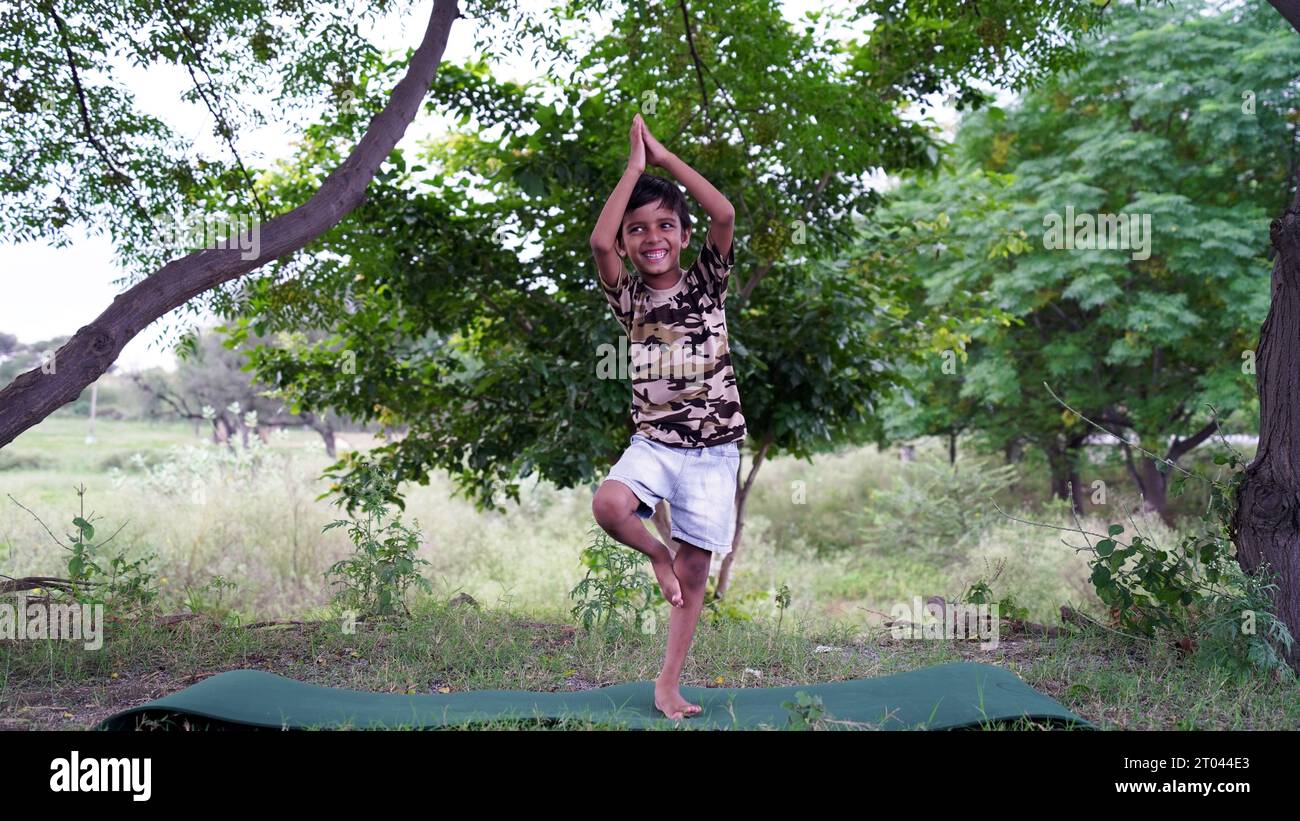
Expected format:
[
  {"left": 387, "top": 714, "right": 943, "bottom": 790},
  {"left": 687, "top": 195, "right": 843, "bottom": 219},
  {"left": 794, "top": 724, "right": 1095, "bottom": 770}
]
[{"left": 0, "top": 0, "right": 974, "bottom": 373}]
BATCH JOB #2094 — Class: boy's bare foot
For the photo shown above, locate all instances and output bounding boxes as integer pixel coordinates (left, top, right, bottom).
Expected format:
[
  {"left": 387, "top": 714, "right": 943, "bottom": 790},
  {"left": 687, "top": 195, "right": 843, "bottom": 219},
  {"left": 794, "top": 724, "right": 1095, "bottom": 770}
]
[
  {"left": 654, "top": 680, "right": 702, "bottom": 720},
  {"left": 650, "top": 556, "right": 684, "bottom": 607}
]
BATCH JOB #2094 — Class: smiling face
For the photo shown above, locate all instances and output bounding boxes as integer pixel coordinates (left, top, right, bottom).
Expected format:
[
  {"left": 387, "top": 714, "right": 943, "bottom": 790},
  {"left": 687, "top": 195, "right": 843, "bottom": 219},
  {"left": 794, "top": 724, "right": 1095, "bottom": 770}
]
[{"left": 617, "top": 200, "right": 691, "bottom": 277}]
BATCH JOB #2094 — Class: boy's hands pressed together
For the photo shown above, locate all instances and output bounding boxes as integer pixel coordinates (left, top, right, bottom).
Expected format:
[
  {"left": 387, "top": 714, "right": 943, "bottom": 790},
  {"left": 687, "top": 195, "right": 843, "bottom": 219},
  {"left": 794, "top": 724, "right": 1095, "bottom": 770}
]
[
  {"left": 639, "top": 118, "right": 673, "bottom": 167},
  {"left": 628, "top": 114, "right": 647, "bottom": 173}
]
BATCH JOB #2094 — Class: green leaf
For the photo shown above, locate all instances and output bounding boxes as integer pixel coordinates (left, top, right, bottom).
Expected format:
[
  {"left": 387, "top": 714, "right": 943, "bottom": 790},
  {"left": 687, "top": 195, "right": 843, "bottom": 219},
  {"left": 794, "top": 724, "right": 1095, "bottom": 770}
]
[{"left": 72, "top": 517, "right": 94, "bottom": 541}]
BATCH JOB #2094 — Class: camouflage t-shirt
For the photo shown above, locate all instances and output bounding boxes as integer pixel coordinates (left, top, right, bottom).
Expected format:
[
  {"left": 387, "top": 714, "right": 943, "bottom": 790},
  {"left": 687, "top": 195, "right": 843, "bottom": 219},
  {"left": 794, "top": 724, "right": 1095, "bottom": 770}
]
[{"left": 600, "top": 236, "right": 747, "bottom": 448}]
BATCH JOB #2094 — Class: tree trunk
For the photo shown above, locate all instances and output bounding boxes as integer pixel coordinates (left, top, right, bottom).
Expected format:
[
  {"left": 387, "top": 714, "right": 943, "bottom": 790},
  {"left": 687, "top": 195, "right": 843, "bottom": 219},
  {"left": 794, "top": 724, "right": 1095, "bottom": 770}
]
[
  {"left": 1231, "top": 180, "right": 1300, "bottom": 670},
  {"left": 0, "top": 0, "right": 464, "bottom": 449},
  {"left": 1003, "top": 436, "right": 1022, "bottom": 464},
  {"left": 1121, "top": 443, "right": 1171, "bottom": 527},
  {"left": 1122, "top": 422, "right": 1216, "bottom": 529},
  {"left": 1138, "top": 457, "right": 1170, "bottom": 525},
  {"left": 1046, "top": 439, "right": 1071, "bottom": 503},
  {"left": 301, "top": 411, "right": 337, "bottom": 458},
  {"left": 715, "top": 432, "right": 773, "bottom": 600},
  {"left": 1046, "top": 434, "right": 1086, "bottom": 516}
]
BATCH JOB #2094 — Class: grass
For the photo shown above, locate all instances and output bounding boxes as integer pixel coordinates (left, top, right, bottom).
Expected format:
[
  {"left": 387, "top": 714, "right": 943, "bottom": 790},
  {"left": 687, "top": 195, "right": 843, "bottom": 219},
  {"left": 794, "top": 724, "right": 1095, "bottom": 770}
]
[
  {"left": 5, "top": 597, "right": 1298, "bottom": 730},
  {"left": 1, "top": 416, "right": 1297, "bottom": 730}
]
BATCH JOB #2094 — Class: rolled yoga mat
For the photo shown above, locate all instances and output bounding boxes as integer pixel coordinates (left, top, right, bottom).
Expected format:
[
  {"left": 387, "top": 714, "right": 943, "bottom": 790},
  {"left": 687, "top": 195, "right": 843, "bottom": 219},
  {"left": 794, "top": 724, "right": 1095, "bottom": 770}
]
[{"left": 96, "top": 661, "right": 1092, "bottom": 731}]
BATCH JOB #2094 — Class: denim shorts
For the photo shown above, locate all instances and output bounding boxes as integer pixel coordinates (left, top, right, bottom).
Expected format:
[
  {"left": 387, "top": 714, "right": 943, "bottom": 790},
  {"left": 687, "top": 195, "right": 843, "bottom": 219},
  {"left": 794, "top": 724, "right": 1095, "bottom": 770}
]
[{"left": 604, "top": 433, "right": 741, "bottom": 555}]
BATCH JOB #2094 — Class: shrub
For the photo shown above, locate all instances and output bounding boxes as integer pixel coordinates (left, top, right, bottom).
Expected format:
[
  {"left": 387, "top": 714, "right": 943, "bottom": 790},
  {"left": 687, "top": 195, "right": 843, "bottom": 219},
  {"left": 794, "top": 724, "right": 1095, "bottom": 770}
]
[
  {"left": 6, "top": 484, "right": 160, "bottom": 617},
  {"left": 1082, "top": 429, "right": 1293, "bottom": 680},
  {"left": 323, "top": 465, "right": 432, "bottom": 619},
  {"left": 861, "top": 453, "right": 1019, "bottom": 560},
  {"left": 568, "top": 526, "right": 659, "bottom": 635}
]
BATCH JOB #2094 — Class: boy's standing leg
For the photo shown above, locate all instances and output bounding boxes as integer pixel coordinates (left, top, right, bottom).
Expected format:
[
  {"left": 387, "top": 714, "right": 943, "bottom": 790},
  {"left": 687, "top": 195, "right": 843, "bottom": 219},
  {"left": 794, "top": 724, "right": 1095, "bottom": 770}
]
[{"left": 654, "top": 538, "right": 713, "bottom": 719}]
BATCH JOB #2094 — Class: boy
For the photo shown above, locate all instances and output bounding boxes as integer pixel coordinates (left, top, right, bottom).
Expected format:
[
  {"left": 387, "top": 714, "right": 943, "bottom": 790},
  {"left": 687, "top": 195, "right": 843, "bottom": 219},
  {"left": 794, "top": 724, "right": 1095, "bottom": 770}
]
[{"left": 588, "top": 114, "right": 746, "bottom": 720}]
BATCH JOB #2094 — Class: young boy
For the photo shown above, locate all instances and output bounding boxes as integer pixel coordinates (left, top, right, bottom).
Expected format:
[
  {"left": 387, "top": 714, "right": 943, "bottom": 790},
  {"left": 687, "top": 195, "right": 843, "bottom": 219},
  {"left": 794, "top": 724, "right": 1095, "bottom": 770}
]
[{"left": 588, "top": 114, "right": 746, "bottom": 720}]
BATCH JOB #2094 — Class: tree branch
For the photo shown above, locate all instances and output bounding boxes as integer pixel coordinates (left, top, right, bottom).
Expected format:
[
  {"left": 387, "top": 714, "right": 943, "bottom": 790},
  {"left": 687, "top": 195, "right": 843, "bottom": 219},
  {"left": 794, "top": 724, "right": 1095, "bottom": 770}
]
[
  {"left": 160, "top": 2, "right": 269, "bottom": 224},
  {"left": 44, "top": 1, "right": 159, "bottom": 236},
  {"left": 738, "top": 169, "right": 834, "bottom": 301}
]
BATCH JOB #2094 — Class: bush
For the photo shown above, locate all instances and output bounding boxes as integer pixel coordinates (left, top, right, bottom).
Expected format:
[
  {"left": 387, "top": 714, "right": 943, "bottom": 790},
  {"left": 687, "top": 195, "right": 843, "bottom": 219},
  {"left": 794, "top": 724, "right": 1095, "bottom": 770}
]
[
  {"left": 0, "top": 453, "right": 51, "bottom": 471},
  {"left": 7, "top": 484, "right": 160, "bottom": 617},
  {"left": 323, "top": 465, "right": 432, "bottom": 620},
  {"left": 568, "top": 526, "right": 659, "bottom": 635},
  {"left": 1084, "top": 434, "right": 1293, "bottom": 681},
  {"left": 1193, "top": 562, "right": 1295, "bottom": 683},
  {"left": 861, "top": 453, "right": 1019, "bottom": 560}
]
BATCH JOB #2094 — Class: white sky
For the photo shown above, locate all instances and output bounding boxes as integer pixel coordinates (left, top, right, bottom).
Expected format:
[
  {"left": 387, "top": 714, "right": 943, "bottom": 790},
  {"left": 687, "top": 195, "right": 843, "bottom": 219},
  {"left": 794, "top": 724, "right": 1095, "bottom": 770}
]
[{"left": 0, "top": 0, "right": 975, "bottom": 373}]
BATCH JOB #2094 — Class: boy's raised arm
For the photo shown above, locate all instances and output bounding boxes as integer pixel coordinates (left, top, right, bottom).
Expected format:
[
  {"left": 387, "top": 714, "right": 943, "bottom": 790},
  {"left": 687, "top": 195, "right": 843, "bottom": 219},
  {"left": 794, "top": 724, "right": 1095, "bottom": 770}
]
[
  {"left": 590, "top": 117, "right": 648, "bottom": 289},
  {"left": 641, "top": 121, "right": 735, "bottom": 260}
]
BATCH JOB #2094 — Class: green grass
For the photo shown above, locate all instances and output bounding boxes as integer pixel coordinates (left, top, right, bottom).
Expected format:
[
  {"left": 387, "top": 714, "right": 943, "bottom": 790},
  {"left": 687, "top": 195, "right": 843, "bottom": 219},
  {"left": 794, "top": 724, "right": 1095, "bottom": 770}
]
[
  {"left": 4, "top": 597, "right": 1298, "bottom": 730},
  {"left": 1, "top": 416, "right": 1296, "bottom": 730}
]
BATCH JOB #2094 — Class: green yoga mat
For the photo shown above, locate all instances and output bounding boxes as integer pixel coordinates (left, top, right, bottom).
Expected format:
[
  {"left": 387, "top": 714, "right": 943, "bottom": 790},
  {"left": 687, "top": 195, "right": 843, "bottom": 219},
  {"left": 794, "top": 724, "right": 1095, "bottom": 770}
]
[{"left": 96, "top": 661, "right": 1091, "bottom": 731}]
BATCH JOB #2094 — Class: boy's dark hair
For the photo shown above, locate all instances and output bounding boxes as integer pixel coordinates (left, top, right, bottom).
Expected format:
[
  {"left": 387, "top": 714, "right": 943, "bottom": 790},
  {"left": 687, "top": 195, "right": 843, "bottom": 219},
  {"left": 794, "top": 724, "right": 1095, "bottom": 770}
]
[{"left": 617, "top": 172, "right": 693, "bottom": 247}]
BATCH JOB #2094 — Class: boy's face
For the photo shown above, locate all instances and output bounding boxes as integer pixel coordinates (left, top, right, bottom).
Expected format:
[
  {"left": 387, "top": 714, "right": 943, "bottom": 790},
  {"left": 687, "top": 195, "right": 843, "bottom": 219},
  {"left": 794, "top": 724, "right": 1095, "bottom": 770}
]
[{"left": 617, "top": 201, "right": 690, "bottom": 276}]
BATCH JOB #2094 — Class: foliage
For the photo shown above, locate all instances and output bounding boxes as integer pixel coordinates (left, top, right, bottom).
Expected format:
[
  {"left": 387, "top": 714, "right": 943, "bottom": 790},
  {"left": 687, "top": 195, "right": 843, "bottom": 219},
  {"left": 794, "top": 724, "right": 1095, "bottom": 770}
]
[
  {"left": 871, "top": 0, "right": 1290, "bottom": 493},
  {"left": 0, "top": 0, "right": 409, "bottom": 290},
  {"left": 227, "top": 0, "right": 1117, "bottom": 511},
  {"left": 182, "top": 575, "right": 241, "bottom": 625},
  {"left": 774, "top": 582, "right": 791, "bottom": 632},
  {"left": 963, "top": 576, "right": 1031, "bottom": 622},
  {"left": 861, "top": 453, "right": 1020, "bottom": 560},
  {"left": 125, "top": 325, "right": 351, "bottom": 441},
  {"left": 323, "top": 465, "right": 432, "bottom": 619},
  {"left": 781, "top": 691, "right": 829, "bottom": 730},
  {"left": 107, "top": 421, "right": 287, "bottom": 498},
  {"left": 851, "top": 0, "right": 1116, "bottom": 104},
  {"left": 702, "top": 581, "right": 768, "bottom": 626},
  {"left": 7, "top": 484, "right": 160, "bottom": 616},
  {"left": 1192, "top": 561, "right": 1296, "bottom": 684},
  {"left": 1083, "top": 425, "right": 1293, "bottom": 680},
  {"left": 568, "top": 526, "right": 659, "bottom": 636}
]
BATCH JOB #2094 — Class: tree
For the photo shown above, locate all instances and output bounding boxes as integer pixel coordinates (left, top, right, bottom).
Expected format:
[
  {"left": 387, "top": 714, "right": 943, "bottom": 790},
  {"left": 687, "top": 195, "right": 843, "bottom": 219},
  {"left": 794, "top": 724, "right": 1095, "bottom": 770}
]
[
  {"left": 0, "top": 0, "right": 467, "bottom": 447},
  {"left": 869, "top": 0, "right": 1289, "bottom": 526},
  {"left": 129, "top": 326, "right": 348, "bottom": 454},
  {"left": 1233, "top": 0, "right": 1300, "bottom": 669},
  {"left": 0, "top": 334, "right": 71, "bottom": 387}
]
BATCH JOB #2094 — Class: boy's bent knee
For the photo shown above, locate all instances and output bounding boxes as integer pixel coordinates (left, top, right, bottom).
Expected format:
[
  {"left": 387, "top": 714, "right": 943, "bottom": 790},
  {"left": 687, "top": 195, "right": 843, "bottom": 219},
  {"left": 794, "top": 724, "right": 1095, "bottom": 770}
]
[{"left": 592, "top": 481, "right": 637, "bottom": 528}]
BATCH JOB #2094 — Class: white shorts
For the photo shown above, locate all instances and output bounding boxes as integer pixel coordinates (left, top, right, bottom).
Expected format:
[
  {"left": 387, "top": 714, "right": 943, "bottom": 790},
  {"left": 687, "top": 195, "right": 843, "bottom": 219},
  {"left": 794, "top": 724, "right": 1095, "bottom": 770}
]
[{"left": 604, "top": 433, "right": 741, "bottom": 555}]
